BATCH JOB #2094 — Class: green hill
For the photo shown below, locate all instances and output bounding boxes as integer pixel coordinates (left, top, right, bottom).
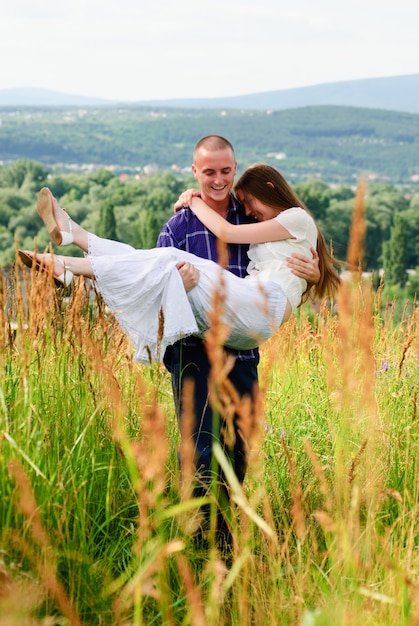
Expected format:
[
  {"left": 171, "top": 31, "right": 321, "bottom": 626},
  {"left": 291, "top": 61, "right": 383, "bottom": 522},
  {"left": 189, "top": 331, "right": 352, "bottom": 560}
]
[{"left": 0, "top": 104, "right": 418, "bottom": 184}]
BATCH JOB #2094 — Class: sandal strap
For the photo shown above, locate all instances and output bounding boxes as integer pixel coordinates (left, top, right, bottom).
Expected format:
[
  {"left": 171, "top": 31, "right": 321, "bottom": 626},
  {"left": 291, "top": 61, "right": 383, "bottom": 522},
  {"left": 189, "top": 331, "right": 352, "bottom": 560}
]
[
  {"left": 60, "top": 210, "right": 74, "bottom": 245},
  {"left": 55, "top": 256, "right": 73, "bottom": 286}
]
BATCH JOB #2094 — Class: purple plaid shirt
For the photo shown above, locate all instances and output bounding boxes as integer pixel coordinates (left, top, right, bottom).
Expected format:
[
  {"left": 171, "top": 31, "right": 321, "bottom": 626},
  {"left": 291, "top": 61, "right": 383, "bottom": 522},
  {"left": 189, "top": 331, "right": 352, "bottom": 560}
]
[{"left": 157, "top": 193, "right": 259, "bottom": 361}]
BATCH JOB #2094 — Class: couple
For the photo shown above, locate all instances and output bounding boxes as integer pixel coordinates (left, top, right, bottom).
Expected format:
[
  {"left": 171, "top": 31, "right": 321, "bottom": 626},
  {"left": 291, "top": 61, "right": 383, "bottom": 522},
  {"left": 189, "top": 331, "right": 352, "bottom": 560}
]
[
  {"left": 21, "top": 135, "right": 340, "bottom": 550},
  {"left": 21, "top": 169, "right": 340, "bottom": 364}
]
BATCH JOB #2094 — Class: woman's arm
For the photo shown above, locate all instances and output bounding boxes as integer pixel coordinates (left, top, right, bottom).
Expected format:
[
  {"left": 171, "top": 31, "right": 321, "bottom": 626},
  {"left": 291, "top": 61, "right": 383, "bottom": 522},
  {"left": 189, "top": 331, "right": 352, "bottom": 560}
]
[{"left": 190, "top": 197, "right": 292, "bottom": 244}]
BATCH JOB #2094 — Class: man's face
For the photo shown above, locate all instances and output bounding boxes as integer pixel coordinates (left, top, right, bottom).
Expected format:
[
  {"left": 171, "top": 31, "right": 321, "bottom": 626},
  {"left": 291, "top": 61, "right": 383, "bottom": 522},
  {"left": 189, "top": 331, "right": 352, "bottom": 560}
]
[{"left": 192, "top": 147, "right": 237, "bottom": 208}]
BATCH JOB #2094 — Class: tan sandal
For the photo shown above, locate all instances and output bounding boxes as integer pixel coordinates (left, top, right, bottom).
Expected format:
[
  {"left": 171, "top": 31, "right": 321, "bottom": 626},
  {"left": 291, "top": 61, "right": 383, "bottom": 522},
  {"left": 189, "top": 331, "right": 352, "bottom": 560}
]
[
  {"left": 37, "top": 187, "right": 74, "bottom": 246},
  {"left": 18, "top": 250, "right": 74, "bottom": 287}
]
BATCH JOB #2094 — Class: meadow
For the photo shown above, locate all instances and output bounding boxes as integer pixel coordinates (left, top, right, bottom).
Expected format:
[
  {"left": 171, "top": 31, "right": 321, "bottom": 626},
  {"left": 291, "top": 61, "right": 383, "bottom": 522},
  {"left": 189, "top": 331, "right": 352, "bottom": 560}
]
[{"left": 0, "top": 205, "right": 418, "bottom": 625}]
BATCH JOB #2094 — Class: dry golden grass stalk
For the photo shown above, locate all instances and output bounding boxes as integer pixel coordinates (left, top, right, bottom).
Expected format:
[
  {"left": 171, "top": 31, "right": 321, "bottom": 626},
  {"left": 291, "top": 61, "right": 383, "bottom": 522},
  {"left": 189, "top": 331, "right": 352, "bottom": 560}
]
[
  {"left": 290, "top": 485, "right": 307, "bottom": 542},
  {"left": 132, "top": 402, "right": 169, "bottom": 546},
  {"left": 7, "top": 460, "right": 82, "bottom": 626},
  {"left": 179, "top": 379, "right": 197, "bottom": 505},
  {"left": 112, "top": 540, "right": 184, "bottom": 624},
  {"left": 0, "top": 272, "right": 7, "bottom": 359},
  {"left": 60, "top": 292, "right": 181, "bottom": 621},
  {"left": 203, "top": 237, "right": 265, "bottom": 477},
  {"left": 303, "top": 440, "right": 333, "bottom": 513},
  {"left": 347, "top": 178, "right": 367, "bottom": 273},
  {"left": 328, "top": 181, "right": 385, "bottom": 493},
  {"left": 348, "top": 439, "right": 368, "bottom": 484},
  {"left": 15, "top": 248, "right": 63, "bottom": 340},
  {"left": 80, "top": 324, "right": 170, "bottom": 547},
  {"left": 309, "top": 180, "right": 395, "bottom": 590},
  {"left": 176, "top": 554, "right": 207, "bottom": 626}
]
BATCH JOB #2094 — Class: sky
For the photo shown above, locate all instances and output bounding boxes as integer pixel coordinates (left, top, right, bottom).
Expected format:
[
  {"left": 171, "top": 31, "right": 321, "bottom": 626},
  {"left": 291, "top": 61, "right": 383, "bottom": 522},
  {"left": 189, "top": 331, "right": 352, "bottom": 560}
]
[{"left": 1, "top": 0, "right": 418, "bottom": 102}]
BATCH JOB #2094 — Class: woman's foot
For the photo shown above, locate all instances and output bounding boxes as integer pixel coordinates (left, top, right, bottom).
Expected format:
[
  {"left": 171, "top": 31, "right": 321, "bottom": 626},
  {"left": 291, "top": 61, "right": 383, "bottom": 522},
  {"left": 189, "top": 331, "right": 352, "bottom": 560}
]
[
  {"left": 18, "top": 250, "right": 74, "bottom": 287},
  {"left": 37, "top": 188, "right": 74, "bottom": 246}
]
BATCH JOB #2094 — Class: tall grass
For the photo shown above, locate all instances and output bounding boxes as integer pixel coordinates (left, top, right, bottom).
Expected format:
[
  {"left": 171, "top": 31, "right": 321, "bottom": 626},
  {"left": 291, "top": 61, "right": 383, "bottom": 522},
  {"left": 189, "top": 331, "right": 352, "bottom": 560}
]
[{"left": 0, "top": 195, "right": 418, "bottom": 625}]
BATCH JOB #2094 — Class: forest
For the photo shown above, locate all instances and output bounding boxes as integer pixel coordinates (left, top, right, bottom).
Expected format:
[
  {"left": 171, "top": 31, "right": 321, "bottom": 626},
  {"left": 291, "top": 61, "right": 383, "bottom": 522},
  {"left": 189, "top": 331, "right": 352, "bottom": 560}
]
[
  {"left": 0, "top": 104, "right": 419, "bottom": 184},
  {"left": 1, "top": 158, "right": 418, "bottom": 309}
]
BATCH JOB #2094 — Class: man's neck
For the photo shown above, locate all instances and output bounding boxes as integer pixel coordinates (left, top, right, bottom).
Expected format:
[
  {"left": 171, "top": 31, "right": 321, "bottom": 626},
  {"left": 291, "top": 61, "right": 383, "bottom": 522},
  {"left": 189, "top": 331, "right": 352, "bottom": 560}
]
[{"left": 201, "top": 194, "right": 231, "bottom": 217}]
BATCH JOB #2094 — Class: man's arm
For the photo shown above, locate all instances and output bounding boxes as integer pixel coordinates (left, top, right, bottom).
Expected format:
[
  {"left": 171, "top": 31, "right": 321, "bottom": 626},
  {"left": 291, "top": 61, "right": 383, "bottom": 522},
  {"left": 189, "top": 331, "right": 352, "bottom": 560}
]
[
  {"left": 156, "top": 220, "right": 179, "bottom": 248},
  {"left": 157, "top": 214, "right": 200, "bottom": 291}
]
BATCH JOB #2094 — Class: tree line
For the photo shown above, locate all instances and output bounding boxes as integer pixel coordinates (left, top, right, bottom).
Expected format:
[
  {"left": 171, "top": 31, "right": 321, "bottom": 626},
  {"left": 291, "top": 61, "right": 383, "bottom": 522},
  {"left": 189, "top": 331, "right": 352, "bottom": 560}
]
[{"left": 1, "top": 159, "right": 418, "bottom": 305}]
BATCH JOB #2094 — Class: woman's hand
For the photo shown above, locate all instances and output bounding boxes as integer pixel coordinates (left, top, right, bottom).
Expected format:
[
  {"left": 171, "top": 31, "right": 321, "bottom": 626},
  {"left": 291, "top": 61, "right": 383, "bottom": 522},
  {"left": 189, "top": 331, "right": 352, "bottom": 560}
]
[
  {"left": 287, "top": 247, "right": 320, "bottom": 284},
  {"left": 174, "top": 189, "right": 201, "bottom": 213},
  {"left": 176, "top": 260, "right": 200, "bottom": 292}
]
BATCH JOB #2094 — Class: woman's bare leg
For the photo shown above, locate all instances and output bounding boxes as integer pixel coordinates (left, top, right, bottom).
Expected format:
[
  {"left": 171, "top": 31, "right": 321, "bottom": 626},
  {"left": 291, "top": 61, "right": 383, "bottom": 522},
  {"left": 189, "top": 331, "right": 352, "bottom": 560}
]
[{"left": 34, "top": 252, "right": 94, "bottom": 278}]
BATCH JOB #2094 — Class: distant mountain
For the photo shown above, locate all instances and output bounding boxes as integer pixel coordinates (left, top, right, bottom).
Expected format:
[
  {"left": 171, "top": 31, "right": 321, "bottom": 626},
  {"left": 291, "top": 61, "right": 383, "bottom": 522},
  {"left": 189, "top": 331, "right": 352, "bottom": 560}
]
[
  {"left": 0, "top": 87, "right": 116, "bottom": 107},
  {"left": 134, "top": 74, "right": 419, "bottom": 115},
  {"left": 0, "top": 74, "right": 418, "bottom": 114}
]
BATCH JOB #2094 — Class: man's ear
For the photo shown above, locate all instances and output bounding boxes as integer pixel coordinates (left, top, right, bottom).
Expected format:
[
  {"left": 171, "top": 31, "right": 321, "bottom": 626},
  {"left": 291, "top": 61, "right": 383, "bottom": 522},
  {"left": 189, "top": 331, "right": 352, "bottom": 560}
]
[{"left": 266, "top": 181, "right": 274, "bottom": 189}]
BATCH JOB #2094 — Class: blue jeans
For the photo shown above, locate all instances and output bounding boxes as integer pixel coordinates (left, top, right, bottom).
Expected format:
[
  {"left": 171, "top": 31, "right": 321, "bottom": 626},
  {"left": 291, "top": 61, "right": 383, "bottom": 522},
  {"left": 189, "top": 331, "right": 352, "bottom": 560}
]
[{"left": 165, "top": 339, "right": 259, "bottom": 542}]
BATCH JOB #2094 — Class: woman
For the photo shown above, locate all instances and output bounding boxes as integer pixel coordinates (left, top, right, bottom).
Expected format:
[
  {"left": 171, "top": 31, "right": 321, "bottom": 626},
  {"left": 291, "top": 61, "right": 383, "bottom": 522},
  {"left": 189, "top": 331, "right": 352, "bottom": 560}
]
[{"left": 19, "top": 165, "right": 341, "bottom": 363}]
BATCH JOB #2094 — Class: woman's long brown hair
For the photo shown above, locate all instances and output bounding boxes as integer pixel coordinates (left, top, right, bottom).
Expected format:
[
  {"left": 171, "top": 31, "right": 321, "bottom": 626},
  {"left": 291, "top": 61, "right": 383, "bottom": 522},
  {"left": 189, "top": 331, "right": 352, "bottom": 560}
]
[{"left": 234, "top": 164, "right": 341, "bottom": 302}]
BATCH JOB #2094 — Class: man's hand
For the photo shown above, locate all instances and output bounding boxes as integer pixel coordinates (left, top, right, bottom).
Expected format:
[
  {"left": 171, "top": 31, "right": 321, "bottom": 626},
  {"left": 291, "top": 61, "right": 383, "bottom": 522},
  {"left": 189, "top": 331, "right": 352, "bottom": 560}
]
[
  {"left": 176, "top": 260, "right": 200, "bottom": 292},
  {"left": 287, "top": 247, "right": 320, "bottom": 284},
  {"left": 174, "top": 189, "right": 200, "bottom": 213}
]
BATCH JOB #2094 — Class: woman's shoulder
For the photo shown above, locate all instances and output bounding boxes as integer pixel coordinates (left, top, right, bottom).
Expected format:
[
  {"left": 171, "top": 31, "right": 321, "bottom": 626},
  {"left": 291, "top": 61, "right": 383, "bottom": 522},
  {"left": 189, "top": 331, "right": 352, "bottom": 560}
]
[
  {"left": 274, "top": 207, "right": 316, "bottom": 241},
  {"left": 274, "top": 206, "right": 307, "bottom": 223}
]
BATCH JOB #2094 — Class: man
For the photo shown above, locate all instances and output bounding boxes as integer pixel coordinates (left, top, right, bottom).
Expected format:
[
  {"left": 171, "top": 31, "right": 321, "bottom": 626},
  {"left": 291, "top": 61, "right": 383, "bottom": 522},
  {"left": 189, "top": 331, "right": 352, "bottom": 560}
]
[{"left": 157, "top": 135, "right": 318, "bottom": 549}]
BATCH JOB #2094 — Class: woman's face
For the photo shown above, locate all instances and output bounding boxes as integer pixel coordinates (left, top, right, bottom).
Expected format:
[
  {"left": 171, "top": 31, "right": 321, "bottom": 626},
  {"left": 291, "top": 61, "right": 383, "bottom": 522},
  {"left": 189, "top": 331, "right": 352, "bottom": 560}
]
[{"left": 236, "top": 190, "right": 278, "bottom": 222}]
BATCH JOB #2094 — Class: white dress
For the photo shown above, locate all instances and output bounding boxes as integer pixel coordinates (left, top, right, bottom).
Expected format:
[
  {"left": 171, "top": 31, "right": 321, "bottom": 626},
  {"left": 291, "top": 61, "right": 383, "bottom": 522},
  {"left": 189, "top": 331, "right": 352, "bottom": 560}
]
[{"left": 88, "top": 207, "right": 317, "bottom": 364}]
